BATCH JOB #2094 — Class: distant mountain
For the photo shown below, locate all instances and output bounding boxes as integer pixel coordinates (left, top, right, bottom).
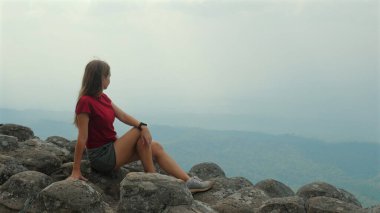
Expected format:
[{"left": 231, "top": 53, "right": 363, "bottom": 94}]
[{"left": 1, "top": 108, "right": 379, "bottom": 206}]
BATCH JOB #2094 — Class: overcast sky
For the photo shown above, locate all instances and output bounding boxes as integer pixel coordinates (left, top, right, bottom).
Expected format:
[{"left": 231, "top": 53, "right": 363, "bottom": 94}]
[{"left": 0, "top": 0, "right": 379, "bottom": 142}]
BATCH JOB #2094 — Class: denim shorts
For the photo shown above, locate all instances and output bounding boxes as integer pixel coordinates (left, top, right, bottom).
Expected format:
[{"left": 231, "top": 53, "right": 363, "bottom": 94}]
[{"left": 87, "top": 142, "right": 116, "bottom": 173}]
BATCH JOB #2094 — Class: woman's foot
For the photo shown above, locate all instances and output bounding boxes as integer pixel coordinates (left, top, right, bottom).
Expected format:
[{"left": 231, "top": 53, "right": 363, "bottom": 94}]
[{"left": 186, "top": 176, "right": 213, "bottom": 193}]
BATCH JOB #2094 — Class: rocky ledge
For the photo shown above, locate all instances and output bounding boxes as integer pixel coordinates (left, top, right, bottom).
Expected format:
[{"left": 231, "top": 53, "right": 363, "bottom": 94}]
[{"left": 0, "top": 123, "right": 379, "bottom": 213}]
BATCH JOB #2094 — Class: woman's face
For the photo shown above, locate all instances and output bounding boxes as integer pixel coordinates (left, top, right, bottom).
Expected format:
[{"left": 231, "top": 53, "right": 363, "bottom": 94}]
[{"left": 102, "top": 74, "right": 111, "bottom": 90}]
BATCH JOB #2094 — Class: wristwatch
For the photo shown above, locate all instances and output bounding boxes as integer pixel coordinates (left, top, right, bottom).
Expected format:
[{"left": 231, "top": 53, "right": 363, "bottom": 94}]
[{"left": 138, "top": 122, "right": 147, "bottom": 130}]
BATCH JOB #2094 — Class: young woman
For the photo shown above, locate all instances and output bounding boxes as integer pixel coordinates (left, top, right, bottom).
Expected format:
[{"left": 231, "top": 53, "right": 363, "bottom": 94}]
[{"left": 68, "top": 59, "right": 212, "bottom": 193}]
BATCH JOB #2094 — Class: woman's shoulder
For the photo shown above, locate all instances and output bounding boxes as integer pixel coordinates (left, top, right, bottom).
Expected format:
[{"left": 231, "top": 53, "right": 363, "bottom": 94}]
[
  {"left": 78, "top": 95, "right": 93, "bottom": 101},
  {"left": 101, "top": 93, "right": 112, "bottom": 102}
]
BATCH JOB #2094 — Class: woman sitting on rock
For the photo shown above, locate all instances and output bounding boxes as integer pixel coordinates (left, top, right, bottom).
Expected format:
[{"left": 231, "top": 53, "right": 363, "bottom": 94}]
[{"left": 68, "top": 59, "right": 212, "bottom": 193}]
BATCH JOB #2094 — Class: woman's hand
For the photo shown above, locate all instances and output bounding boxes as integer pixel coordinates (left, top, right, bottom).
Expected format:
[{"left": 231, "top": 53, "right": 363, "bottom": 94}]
[
  {"left": 140, "top": 126, "right": 152, "bottom": 146},
  {"left": 67, "top": 169, "right": 88, "bottom": 181}
]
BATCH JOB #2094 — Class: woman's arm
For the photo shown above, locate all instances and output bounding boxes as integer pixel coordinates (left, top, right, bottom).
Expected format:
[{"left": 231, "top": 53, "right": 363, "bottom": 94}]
[
  {"left": 112, "top": 102, "right": 152, "bottom": 145},
  {"left": 68, "top": 113, "right": 89, "bottom": 181},
  {"left": 112, "top": 102, "right": 141, "bottom": 127}
]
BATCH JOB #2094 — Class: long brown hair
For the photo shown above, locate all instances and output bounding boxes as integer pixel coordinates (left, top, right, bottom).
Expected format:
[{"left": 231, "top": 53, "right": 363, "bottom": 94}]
[{"left": 74, "top": 60, "right": 110, "bottom": 126}]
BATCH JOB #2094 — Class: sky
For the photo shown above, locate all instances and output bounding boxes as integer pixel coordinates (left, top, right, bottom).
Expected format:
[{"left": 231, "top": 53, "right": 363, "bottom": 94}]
[{"left": 0, "top": 0, "right": 379, "bottom": 142}]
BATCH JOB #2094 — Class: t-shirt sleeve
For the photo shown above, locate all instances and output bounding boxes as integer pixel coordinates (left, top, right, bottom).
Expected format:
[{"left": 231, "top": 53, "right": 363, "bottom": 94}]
[{"left": 75, "top": 97, "right": 92, "bottom": 114}]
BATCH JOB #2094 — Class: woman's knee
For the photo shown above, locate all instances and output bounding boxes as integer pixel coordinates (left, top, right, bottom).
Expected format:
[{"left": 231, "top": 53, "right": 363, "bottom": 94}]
[{"left": 151, "top": 141, "right": 164, "bottom": 157}]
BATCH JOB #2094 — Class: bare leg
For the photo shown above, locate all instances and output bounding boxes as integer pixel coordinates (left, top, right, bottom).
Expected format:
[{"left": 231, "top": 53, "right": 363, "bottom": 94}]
[
  {"left": 136, "top": 138, "right": 156, "bottom": 173},
  {"left": 151, "top": 141, "right": 190, "bottom": 181},
  {"left": 113, "top": 127, "right": 141, "bottom": 169},
  {"left": 114, "top": 129, "right": 189, "bottom": 181}
]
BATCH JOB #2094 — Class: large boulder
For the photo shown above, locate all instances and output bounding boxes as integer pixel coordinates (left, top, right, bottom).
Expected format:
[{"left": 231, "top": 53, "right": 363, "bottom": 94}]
[
  {"left": 337, "top": 188, "right": 362, "bottom": 207},
  {"left": 296, "top": 182, "right": 361, "bottom": 207},
  {"left": 255, "top": 179, "right": 295, "bottom": 198},
  {"left": 0, "top": 124, "right": 34, "bottom": 141},
  {"left": 118, "top": 172, "right": 193, "bottom": 213},
  {"left": 22, "top": 138, "right": 71, "bottom": 163},
  {"left": 193, "top": 176, "right": 253, "bottom": 205},
  {"left": 212, "top": 186, "right": 270, "bottom": 213},
  {"left": 188, "top": 162, "right": 226, "bottom": 180},
  {"left": 8, "top": 139, "right": 62, "bottom": 175},
  {"left": 0, "top": 154, "right": 28, "bottom": 184},
  {"left": 46, "top": 136, "right": 72, "bottom": 149},
  {"left": 33, "top": 179, "right": 111, "bottom": 213},
  {"left": 258, "top": 196, "right": 306, "bottom": 213},
  {"left": 0, "top": 171, "right": 53, "bottom": 212},
  {"left": 53, "top": 160, "right": 129, "bottom": 200},
  {"left": 0, "top": 135, "right": 19, "bottom": 152},
  {"left": 46, "top": 136, "right": 76, "bottom": 162},
  {"left": 306, "top": 196, "right": 366, "bottom": 213}
]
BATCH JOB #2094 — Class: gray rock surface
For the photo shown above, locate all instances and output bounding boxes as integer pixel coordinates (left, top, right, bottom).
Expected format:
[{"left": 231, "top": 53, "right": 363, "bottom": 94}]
[
  {"left": 297, "top": 181, "right": 362, "bottom": 207},
  {"left": 193, "top": 176, "right": 254, "bottom": 205},
  {"left": 338, "top": 188, "right": 362, "bottom": 207},
  {"left": 0, "top": 171, "right": 53, "bottom": 212},
  {"left": 163, "top": 200, "right": 218, "bottom": 213},
  {"left": 46, "top": 136, "right": 76, "bottom": 162},
  {"left": 24, "top": 138, "right": 71, "bottom": 163},
  {"left": 34, "top": 179, "right": 111, "bottom": 213},
  {"left": 212, "top": 186, "right": 270, "bottom": 213},
  {"left": 366, "top": 205, "right": 380, "bottom": 213},
  {"left": 7, "top": 139, "right": 62, "bottom": 175},
  {"left": 51, "top": 160, "right": 129, "bottom": 200},
  {"left": 255, "top": 179, "right": 295, "bottom": 198},
  {"left": 46, "top": 136, "right": 72, "bottom": 149},
  {"left": 0, "top": 124, "right": 34, "bottom": 141},
  {"left": 0, "top": 154, "right": 28, "bottom": 184},
  {"left": 118, "top": 172, "right": 193, "bottom": 213},
  {"left": 123, "top": 160, "right": 168, "bottom": 175},
  {"left": 189, "top": 162, "right": 226, "bottom": 180},
  {"left": 306, "top": 196, "right": 366, "bottom": 213},
  {"left": 259, "top": 196, "right": 306, "bottom": 213},
  {"left": 0, "top": 135, "right": 19, "bottom": 152}
]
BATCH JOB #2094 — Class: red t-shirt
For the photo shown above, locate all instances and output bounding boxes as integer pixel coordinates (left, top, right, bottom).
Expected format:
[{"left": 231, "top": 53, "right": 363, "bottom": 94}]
[{"left": 75, "top": 93, "right": 117, "bottom": 149}]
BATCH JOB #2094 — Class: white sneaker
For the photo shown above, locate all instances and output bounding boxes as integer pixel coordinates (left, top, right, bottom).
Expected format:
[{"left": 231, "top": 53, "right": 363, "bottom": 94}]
[{"left": 186, "top": 176, "right": 213, "bottom": 193}]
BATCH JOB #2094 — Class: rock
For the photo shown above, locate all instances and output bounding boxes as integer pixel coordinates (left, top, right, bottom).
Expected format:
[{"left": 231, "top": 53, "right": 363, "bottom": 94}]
[
  {"left": 189, "top": 162, "right": 226, "bottom": 180},
  {"left": 118, "top": 172, "right": 193, "bottom": 213},
  {"left": 46, "top": 136, "right": 76, "bottom": 161},
  {"left": 25, "top": 138, "right": 71, "bottom": 163},
  {"left": 123, "top": 160, "right": 168, "bottom": 175},
  {"left": 8, "top": 140, "right": 62, "bottom": 175},
  {"left": 46, "top": 136, "right": 71, "bottom": 149},
  {"left": 0, "top": 135, "right": 19, "bottom": 152},
  {"left": 0, "top": 154, "right": 28, "bottom": 184},
  {"left": 50, "top": 160, "right": 129, "bottom": 200},
  {"left": 0, "top": 124, "right": 34, "bottom": 141},
  {"left": 255, "top": 179, "right": 295, "bottom": 198},
  {"left": 258, "top": 196, "right": 306, "bottom": 213},
  {"left": 0, "top": 171, "right": 53, "bottom": 212},
  {"left": 34, "top": 179, "right": 111, "bottom": 213},
  {"left": 163, "top": 200, "right": 218, "bottom": 213},
  {"left": 193, "top": 176, "right": 254, "bottom": 205},
  {"left": 338, "top": 188, "right": 362, "bottom": 207},
  {"left": 296, "top": 181, "right": 362, "bottom": 207},
  {"left": 212, "top": 186, "right": 270, "bottom": 213},
  {"left": 306, "top": 196, "right": 366, "bottom": 213},
  {"left": 366, "top": 205, "right": 380, "bottom": 213},
  {"left": 51, "top": 160, "right": 93, "bottom": 181}
]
